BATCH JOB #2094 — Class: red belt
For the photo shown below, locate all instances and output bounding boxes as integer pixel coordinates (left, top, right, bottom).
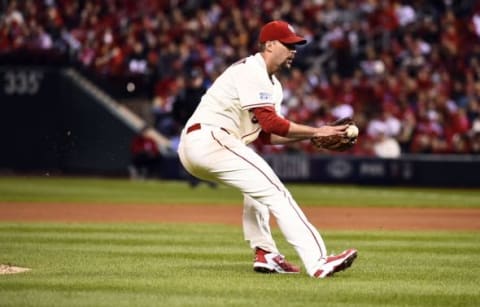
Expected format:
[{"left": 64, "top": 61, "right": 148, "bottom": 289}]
[
  {"left": 186, "top": 123, "right": 230, "bottom": 134},
  {"left": 186, "top": 123, "right": 202, "bottom": 134}
]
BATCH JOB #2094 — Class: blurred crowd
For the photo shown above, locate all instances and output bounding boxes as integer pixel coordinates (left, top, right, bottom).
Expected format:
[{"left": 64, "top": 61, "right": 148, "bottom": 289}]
[{"left": 2, "top": 0, "right": 480, "bottom": 156}]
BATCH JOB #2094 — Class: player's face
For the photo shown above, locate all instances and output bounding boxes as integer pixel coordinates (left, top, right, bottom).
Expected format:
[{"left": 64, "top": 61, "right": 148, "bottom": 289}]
[{"left": 275, "top": 40, "right": 297, "bottom": 70}]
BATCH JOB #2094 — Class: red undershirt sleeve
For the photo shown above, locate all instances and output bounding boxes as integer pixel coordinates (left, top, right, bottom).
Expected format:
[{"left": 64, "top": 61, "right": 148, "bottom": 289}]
[
  {"left": 252, "top": 106, "right": 290, "bottom": 137},
  {"left": 258, "top": 130, "right": 272, "bottom": 144}
]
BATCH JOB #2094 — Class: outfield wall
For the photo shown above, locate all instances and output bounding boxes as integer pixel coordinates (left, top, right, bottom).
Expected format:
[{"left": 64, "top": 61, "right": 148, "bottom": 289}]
[
  {"left": 166, "top": 154, "right": 480, "bottom": 188},
  {"left": 268, "top": 154, "right": 480, "bottom": 187},
  {"left": 0, "top": 66, "right": 137, "bottom": 174}
]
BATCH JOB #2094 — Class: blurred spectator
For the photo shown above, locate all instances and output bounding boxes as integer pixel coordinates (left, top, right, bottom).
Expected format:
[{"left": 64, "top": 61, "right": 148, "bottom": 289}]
[
  {"left": 360, "top": 46, "right": 386, "bottom": 77},
  {"left": 172, "top": 68, "right": 208, "bottom": 128},
  {"left": 151, "top": 76, "right": 183, "bottom": 137},
  {"left": 129, "top": 127, "right": 162, "bottom": 180},
  {"left": 372, "top": 133, "right": 402, "bottom": 158},
  {"left": 470, "top": 120, "right": 480, "bottom": 153},
  {"left": 127, "top": 40, "right": 149, "bottom": 75},
  {"left": 366, "top": 109, "right": 402, "bottom": 158}
]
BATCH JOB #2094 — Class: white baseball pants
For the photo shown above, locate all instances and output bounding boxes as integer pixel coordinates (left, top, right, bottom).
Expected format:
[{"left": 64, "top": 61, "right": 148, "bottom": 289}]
[{"left": 178, "top": 125, "right": 328, "bottom": 276}]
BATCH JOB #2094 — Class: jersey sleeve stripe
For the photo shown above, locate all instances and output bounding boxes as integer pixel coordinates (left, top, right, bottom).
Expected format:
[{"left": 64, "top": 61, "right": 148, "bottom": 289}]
[
  {"left": 241, "top": 102, "right": 275, "bottom": 110},
  {"left": 241, "top": 127, "right": 261, "bottom": 140}
]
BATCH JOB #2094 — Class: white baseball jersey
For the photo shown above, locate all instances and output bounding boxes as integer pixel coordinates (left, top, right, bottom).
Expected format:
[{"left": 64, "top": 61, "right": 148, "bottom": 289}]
[
  {"left": 185, "top": 53, "right": 283, "bottom": 144},
  {"left": 178, "top": 52, "right": 330, "bottom": 277}
]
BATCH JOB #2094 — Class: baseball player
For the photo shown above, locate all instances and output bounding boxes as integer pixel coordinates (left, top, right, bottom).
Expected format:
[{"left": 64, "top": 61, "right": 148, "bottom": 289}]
[{"left": 177, "top": 20, "right": 357, "bottom": 278}]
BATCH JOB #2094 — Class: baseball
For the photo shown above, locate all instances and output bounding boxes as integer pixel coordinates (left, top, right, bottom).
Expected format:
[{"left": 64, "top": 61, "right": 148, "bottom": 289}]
[{"left": 346, "top": 125, "right": 359, "bottom": 138}]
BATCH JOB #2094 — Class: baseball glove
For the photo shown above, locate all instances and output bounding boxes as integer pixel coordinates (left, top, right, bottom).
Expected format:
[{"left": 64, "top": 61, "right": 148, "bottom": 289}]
[{"left": 311, "top": 117, "right": 357, "bottom": 151}]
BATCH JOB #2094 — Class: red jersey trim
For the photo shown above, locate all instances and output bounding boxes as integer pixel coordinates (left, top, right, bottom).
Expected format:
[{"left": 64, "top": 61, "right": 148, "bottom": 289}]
[
  {"left": 242, "top": 127, "right": 262, "bottom": 140},
  {"left": 242, "top": 102, "right": 275, "bottom": 110}
]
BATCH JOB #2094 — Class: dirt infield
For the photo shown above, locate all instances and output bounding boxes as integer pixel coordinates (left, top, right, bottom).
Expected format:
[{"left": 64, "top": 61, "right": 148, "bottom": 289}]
[{"left": 1, "top": 203, "right": 479, "bottom": 230}]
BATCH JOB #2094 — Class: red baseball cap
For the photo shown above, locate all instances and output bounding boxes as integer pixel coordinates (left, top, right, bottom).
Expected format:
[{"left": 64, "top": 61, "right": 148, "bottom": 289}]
[{"left": 259, "top": 20, "right": 307, "bottom": 45}]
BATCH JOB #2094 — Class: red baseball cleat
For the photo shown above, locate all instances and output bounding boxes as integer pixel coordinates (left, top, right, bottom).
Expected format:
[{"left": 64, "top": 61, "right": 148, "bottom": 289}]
[
  {"left": 314, "top": 248, "right": 358, "bottom": 278},
  {"left": 253, "top": 247, "right": 301, "bottom": 274}
]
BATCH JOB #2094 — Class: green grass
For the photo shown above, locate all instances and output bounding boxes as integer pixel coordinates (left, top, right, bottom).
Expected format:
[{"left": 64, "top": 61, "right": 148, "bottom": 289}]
[
  {"left": 0, "top": 223, "right": 479, "bottom": 307},
  {"left": 0, "top": 176, "right": 479, "bottom": 306},
  {"left": 0, "top": 176, "right": 479, "bottom": 208}
]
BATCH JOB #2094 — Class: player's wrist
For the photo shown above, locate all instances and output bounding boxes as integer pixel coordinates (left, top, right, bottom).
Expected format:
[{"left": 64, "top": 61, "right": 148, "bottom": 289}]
[{"left": 285, "top": 122, "right": 319, "bottom": 139}]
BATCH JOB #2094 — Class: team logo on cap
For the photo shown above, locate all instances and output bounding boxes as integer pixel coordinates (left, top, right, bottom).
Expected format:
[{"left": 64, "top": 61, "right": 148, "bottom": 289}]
[{"left": 288, "top": 24, "right": 296, "bottom": 33}]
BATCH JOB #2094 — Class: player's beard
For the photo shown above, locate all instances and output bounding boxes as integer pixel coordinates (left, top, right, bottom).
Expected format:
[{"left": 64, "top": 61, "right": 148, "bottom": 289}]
[{"left": 282, "top": 56, "right": 294, "bottom": 70}]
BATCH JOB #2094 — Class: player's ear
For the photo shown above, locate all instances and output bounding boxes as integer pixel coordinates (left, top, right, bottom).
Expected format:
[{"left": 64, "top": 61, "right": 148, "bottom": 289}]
[{"left": 265, "top": 41, "right": 275, "bottom": 51}]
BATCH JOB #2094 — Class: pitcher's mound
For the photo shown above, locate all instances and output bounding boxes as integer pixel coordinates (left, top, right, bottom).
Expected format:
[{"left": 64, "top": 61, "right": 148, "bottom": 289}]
[{"left": 0, "top": 264, "right": 31, "bottom": 275}]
